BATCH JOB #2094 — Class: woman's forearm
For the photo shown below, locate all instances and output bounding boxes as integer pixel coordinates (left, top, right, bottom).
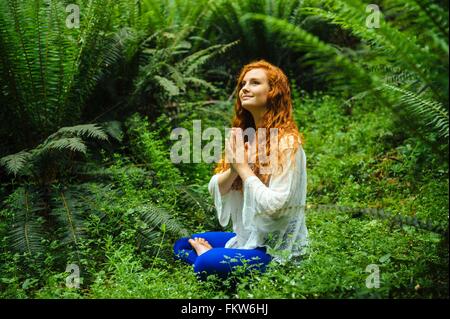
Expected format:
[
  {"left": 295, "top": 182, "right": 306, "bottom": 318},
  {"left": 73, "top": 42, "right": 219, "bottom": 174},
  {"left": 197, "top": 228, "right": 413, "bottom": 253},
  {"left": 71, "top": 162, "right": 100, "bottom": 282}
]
[{"left": 217, "top": 168, "right": 239, "bottom": 195}]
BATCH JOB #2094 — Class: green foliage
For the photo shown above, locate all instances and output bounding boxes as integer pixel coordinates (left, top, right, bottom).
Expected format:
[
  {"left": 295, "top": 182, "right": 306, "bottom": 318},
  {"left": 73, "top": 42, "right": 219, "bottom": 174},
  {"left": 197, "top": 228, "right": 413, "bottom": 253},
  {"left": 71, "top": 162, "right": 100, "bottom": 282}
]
[
  {"left": 301, "top": 0, "right": 448, "bottom": 140},
  {"left": 0, "top": 123, "right": 121, "bottom": 264},
  {"left": 125, "top": 114, "right": 184, "bottom": 196},
  {"left": 131, "top": 27, "right": 238, "bottom": 118},
  {"left": 0, "top": 0, "right": 127, "bottom": 150},
  {"left": 0, "top": 122, "right": 117, "bottom": 179},
  {"left": 0, "top": 0, "right": 447, "bottom": 299},
  {"left": 237, "top": 0, "right": 448, "bottom": 142},
  {"left": 5, "top": 187, "right": 46, "bottom": 254},
  {"left": 382, "top": 84, "right": 448, "bottom": 139},
  {"left": 199, "top": 0, "right": 306, "bottom": 66}
]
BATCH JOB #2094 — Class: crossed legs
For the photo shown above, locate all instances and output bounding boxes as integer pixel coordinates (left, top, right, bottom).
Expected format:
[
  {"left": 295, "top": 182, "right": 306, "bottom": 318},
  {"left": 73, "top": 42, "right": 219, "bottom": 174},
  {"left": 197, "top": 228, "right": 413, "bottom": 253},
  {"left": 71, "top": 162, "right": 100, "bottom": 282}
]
[{"left": 173, "top": 231, "right": 272, "bottom": 279}]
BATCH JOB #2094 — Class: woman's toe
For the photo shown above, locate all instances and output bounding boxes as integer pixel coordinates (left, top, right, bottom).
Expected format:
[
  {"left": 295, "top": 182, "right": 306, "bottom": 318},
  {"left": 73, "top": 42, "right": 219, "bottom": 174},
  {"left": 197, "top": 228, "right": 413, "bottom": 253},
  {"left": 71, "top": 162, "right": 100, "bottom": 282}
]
[
  {"left": 188, "top": 238, "right": 197, "bottom": 247},
  {"left": 204, "top": 240, "right": 212, "bottom": 248}
]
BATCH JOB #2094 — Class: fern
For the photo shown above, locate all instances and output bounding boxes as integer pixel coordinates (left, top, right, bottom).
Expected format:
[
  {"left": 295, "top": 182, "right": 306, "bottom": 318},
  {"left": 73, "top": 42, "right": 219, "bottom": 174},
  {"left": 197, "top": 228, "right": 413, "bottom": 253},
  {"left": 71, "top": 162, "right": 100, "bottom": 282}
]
[
  {"left": 184, "top": 77, "right": 219, "bottom": 93},
  {"left": 298, "top": 0, "right": 448, "bottom": 139},
  {"left": 241, "top": 13, "right": 378, "bottom": 93},
  {"left": 200, "top": 0, "right": 304, "bottom": 65},
  {"left": 0, "top": 122, "right": 121, "bottom": 177},
  {"left": 383, "top": 84, "right": 449, "bottom": 138},
  {"left": 7, "top": 187, "right": 45, "bottom": 254},
  {"left": 239, "top": 0, "right": 448, "bottom": 141},
  {"left": 126, "top": 114, "right": 184, "bottom": 187},
  {"left": 154, "top": 75, "right": 181, "bottom": 96},
  {"left": 176, "top": 184, "right": 215, "bottom": 216},
  {"left": 102, "top": 121, "right": 124, "bottom": 142},
  {"left": 132, "top": 22, "right": 237, "bottom": 114},
  {"left": 302, "top": 0, "right": 446, "bottom": 100},
  {"left": 55, "top": 124, "right": 109, "bottom": 141},
  {"left": 49, "top": 186, "right": 88, "bottom": 260},
  {"left": 178, "top": 40, "right": 239, "bottom": 76},
  {"left": 132, "top": 203, "right": 189, "bottom": 236},
  {"left": 0, "top": 0, "right": 128, "bottom": 150},
  {"left": 412, "top": 0, "right": 449, "bottom": 39},
  {"left": 0, "top": 151, "right": 32, "bottom": 176},
  {"left": 42, "top": 137, "right": 87, "bottom": 155}
]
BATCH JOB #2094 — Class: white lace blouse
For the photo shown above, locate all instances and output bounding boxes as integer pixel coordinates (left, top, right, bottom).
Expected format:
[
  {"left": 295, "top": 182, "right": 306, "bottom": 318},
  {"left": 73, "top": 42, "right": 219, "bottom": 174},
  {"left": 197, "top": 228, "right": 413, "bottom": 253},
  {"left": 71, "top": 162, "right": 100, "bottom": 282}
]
[{"left": 208, "top": 137, "right": 308, "bottom": 262}]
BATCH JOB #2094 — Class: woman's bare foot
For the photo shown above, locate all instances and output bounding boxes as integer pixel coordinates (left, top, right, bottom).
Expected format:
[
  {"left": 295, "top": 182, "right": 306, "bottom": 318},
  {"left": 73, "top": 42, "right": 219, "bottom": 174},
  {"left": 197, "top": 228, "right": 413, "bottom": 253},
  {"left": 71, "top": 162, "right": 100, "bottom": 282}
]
[{"left": 188, "top": 237, "right": 213, "bottom": 256}]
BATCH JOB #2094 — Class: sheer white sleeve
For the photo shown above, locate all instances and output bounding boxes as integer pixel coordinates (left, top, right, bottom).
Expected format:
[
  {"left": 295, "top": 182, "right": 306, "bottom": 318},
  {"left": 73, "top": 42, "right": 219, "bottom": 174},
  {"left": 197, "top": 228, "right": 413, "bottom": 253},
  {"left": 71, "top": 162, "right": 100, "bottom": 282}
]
[{"left": 208, "top": 174, "right": 242, "bottom": 228}]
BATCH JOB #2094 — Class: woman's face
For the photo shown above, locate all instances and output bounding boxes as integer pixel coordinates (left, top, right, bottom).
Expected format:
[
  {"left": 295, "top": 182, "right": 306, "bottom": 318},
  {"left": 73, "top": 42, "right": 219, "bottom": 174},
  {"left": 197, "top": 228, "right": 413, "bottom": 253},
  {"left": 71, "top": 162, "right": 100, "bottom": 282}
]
[{"left": 239, "top": 68, "right": 270, "bottom": 113}]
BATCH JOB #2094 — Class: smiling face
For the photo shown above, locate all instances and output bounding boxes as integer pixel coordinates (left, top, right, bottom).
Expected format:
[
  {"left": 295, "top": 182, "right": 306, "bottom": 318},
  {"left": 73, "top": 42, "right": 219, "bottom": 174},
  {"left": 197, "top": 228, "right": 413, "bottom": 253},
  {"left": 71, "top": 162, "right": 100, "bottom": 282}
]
[{"left": 239, "top": 68, "right": 270, "bottom": 114}]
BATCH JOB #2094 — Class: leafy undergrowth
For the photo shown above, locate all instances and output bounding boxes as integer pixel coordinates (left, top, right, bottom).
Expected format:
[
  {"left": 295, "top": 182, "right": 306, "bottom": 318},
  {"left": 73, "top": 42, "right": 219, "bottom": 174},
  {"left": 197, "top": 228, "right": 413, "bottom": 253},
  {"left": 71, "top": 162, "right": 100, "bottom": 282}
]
[
  {"left": 27, "top": 93, "right": 449, "bottom": 299},
  {"left": 33, "top": 208, "right": 447, "bottom": 299}
]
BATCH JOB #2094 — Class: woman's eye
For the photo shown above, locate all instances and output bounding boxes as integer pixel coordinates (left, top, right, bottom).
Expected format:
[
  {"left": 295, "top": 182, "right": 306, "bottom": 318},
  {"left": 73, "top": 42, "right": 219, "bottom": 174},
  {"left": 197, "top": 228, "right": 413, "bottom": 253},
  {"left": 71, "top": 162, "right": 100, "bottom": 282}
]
[{"left": 241, "top": 81, "right": 259, "bottom": 87}]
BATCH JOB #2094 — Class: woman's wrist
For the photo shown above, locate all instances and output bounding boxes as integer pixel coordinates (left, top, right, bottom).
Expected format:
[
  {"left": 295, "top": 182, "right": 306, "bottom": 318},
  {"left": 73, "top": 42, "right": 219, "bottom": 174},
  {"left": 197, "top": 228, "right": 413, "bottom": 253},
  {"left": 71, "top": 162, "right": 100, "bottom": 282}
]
[
  {"left": 235, "top": 164, "right": 255, "bottom": 182},
  {"left": 228, "top": 166, "right": 238, "bottom": 178}
]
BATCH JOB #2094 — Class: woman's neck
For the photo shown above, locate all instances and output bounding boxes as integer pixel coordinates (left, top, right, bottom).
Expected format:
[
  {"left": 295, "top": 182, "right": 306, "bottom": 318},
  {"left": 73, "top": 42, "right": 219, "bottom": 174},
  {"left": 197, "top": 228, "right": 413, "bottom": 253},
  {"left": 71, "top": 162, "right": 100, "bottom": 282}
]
[{"left": 250, "top": 109, "right": 267, "bottom": 128}]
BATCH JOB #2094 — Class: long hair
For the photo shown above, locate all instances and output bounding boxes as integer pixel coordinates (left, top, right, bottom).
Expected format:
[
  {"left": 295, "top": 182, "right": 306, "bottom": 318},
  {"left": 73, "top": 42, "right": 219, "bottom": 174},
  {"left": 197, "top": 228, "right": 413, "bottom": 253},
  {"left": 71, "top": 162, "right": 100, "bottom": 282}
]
[{"left": 215, "top": 59, "right": 304, "bottom": 190}]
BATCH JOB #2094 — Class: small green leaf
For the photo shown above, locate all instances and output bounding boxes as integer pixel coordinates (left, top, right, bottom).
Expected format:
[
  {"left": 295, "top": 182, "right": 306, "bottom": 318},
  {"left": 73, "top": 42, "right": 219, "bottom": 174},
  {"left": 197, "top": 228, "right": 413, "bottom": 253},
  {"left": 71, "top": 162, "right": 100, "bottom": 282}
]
[{"left": 379, "top": 254, "right": 391, "bottom": 263}]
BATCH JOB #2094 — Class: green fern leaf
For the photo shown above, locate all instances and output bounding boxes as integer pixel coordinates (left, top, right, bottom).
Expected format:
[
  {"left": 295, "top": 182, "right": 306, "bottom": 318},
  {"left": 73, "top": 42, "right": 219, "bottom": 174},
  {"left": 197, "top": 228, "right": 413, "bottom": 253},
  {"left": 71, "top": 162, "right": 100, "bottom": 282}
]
[
  {"left": 7, "top": 187, "right": 45, "bottom": 254},
  {"left": 130, "top": 203, "right": 189, "bottom": 238},
  {"left": 384, "top": 84, "right": 449, "bottom": 138},
  {"left": 56, "top": 124, "right": 109, "bottom": 141},
  {"left": 0, "top": 150, "right": 31, "bottom": 176},
  {"left": 154, "top": 75, "right": 180, "bottom": 96},
  {"left": 44, "top": 137, "right": 87, "bottom": 154},
  {"left": 50, "top": 188, "right": 86, "bottom": 247},
  {"left": 102, "top": 121, "right": 123, "bottom": 142}
]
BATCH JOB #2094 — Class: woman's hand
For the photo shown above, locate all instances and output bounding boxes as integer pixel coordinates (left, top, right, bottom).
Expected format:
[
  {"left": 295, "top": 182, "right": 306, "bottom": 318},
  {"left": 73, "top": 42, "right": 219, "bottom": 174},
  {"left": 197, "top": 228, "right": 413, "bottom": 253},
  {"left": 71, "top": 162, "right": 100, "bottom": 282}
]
[{"left": 225, "top": 128, "right": 255, "bottom": 182}]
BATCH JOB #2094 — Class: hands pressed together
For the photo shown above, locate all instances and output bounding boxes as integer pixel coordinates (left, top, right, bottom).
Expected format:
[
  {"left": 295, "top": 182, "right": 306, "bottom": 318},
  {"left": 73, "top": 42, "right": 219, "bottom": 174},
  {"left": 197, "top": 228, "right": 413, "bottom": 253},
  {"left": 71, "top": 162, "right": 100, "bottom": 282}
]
[{"left": 225, "top": 128, "right": 256, "bottom": 182}]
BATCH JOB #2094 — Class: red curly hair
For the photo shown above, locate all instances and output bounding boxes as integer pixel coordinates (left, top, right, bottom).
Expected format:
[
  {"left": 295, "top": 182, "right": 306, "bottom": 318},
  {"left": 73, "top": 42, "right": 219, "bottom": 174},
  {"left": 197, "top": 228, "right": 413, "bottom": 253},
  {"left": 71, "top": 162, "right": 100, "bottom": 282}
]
[{"left": 215, "top": 59, "right": 304, "bottom": 190}]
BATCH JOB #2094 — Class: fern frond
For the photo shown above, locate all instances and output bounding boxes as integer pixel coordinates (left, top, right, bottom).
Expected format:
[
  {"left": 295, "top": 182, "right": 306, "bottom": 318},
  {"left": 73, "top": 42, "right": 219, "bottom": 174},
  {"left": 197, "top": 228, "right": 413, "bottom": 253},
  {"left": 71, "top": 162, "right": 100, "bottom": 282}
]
[
  {"left": 0, "top": 150, "right": 31, "bottom": 176},
  {"left": 42, "top": 137, "right": 87, "bottom": 154},
  {"left": 413, "top": 0, "right": 449, "bottom": 39},
  {"left": 383, "top": 84, "right": 449, "bottom": 138},
  {"left": 7, "top": 187, "right": 45, "bottom": 254},
  {"left": 102, "top": 121, "right": 123, "bottom": 142},
  {"left": 50, "top": 187, "right": 86, "bottom": 247},
  {"left": 184, "top": 76, "right": 219, "bottom": 93},
  {"left": 130, "top": 203, "right": 189, "bottom": 238},
  {"left": 241, "top": 13, "right": 377, "bottom": 92},
  {"left": 154, "top": 75, "right": 180, "bottom": 96},
  {"left": 179, "top": 40, "right": 239, "bottom": 76},
  {"left": 55, "top": 124, "right": 109, "bottom": 141},
  {"left": 176, "top": 184, "right": 215, "bottom": 215},
  {"left": 301, "top": 0, "right": 445, "bottom": 100}
]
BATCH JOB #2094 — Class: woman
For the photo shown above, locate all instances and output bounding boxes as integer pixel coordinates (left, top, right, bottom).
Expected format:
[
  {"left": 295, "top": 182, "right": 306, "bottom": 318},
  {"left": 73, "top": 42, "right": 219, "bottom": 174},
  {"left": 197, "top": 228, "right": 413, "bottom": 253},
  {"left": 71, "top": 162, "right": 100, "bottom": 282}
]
[{"left": 173, "top": 60, "right": 308, "bottom": 280}]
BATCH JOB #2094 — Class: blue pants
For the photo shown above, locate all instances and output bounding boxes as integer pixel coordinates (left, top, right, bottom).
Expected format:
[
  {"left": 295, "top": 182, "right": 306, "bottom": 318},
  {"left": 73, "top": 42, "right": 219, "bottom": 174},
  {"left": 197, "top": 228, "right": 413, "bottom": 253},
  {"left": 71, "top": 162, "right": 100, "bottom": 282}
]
[{"left": 173, "top": 231, "right": 272, "bottom": 280}]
